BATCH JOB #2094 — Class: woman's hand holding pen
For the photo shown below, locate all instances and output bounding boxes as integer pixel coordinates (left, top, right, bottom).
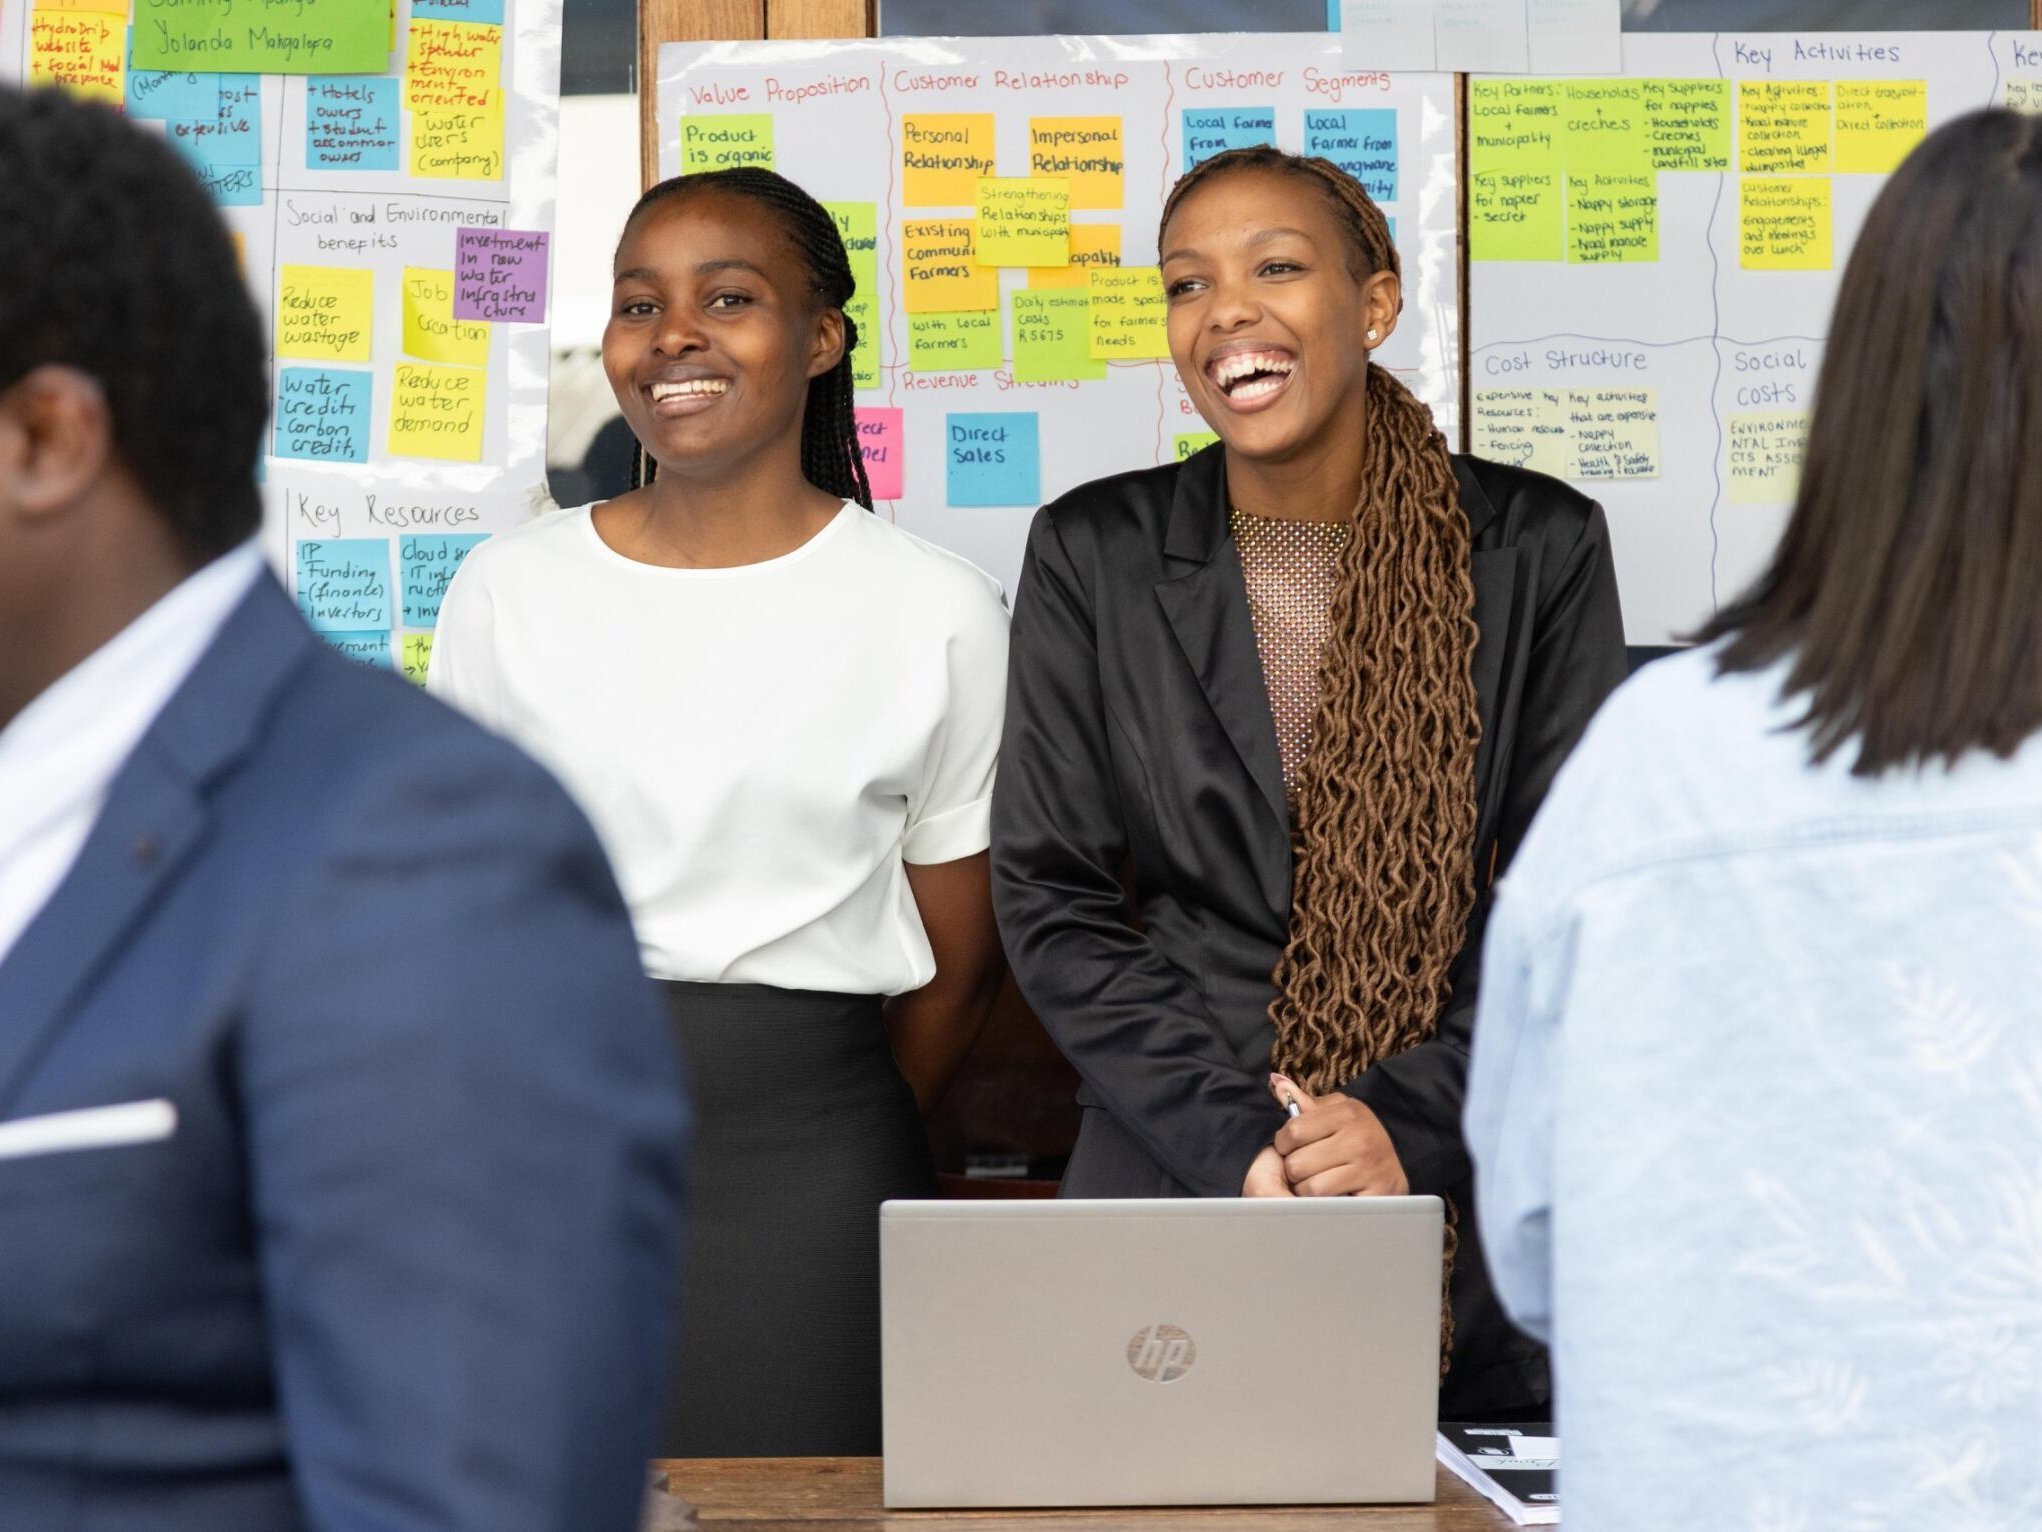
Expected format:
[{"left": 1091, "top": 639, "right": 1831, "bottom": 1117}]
[{"left": 1265, "top": 1073, "right": 1410, "bottom": 1197}]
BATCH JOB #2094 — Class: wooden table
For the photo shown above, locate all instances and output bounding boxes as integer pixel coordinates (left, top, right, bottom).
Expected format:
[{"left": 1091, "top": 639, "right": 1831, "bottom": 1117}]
[{"left": 648, "top": 1460, "right": 1518, "bottom": 1530}]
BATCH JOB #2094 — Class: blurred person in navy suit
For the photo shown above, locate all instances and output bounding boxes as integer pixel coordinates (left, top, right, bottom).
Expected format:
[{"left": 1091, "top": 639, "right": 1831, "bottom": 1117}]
[{"left": 0, "top": 86, "right": 687, "bottom": 1532}]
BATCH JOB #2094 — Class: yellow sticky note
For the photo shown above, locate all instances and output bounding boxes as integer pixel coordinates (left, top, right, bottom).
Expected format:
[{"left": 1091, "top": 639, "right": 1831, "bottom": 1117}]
[
  {"left": 1834, "top": 79, "right": 1927, "bottom": 174},
  {"left": 1563, "top": 80, "right": 1649, "bottom": 177},
  {"left": 1642, "top": 78, "right": 1731, "bottom": 171},
  {"left": 1740, "top": 176, "right": 1832, "bottom": 270},
  {"left": 278, "top": 266, "right": 375, "bottom": 363},
  {"left": 681, "top": 113, "right": 774, "bottom": 173},
  {"left": 908, "top": 310, "right": 1002, "bottom": 373},
  {"left": 1739, "top": 80, "right": 1831, "bottom": 174},
  {"left": 1031, "top": 223, "right": 1121, "bottom": 289},
  {"left": 411, "top": 97, "right": 505, "bottom": 179},
  {"left": 2005, "top": 79, "right": 2042, "bottom": 114},
  {"left": 1472, "top": 390, "right": 1572, "bottom": 478},
  {"left": 1010, "top": 289, "right": 1104, "bottom": 382},
  {"left": 389, "top": 362, "right": 486, "bottom": 462},
  {"left": 975, "top": 177, "right": 1070, "bottom": 268},
  {"left": 28, "top": 4, "right": 125, "bottom": 104},
  {"left": 903, "top": 114, "right": 996, "bottom": 205},
  {"left": 1566, "top": 389, "right": 1659, "bottom": 479},
  {"left": 1087, "top": 266, "right": 1169, "bottom": 361},
  {"left": 401, "top": 633, "right": 435, "bottom": 687},
  {"left": 1567, "top": 173, "right": 1658, "bottom": 264},
  {"left": 1727, "top": 411, "right": 1808, "bottom": 504},
  {"left": 406, "top": 19, "right": 500, "bottom": 109},
  {"left": 903, "top": 219, "right": 997, "bottom": 314},
  {"left": 1174, "top": 431, "right": 1220, "bottom": 461},
  {"left": 1469, "top": 79, "right": 1565, "bottom": 263},
  {"left": 1029, "top": 117, "right": 1124, "bottom": 210},
  {"left": 402, "top": 267, "right": 490, "bottom": 368}
]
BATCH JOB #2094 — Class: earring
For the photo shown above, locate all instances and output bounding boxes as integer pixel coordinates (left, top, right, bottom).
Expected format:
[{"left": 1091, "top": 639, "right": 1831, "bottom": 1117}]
[{"left": 1366, "top": 328, "right": 1379, "bottom": 343}]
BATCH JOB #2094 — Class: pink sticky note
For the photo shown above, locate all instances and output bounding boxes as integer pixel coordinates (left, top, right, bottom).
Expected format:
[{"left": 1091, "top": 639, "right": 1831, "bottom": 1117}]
[
  {"left": 855, "top": 407, "right": 904, "bottom": 501},
  {"left": 453, "top": 228, "right": 550, "bottom": 323}
]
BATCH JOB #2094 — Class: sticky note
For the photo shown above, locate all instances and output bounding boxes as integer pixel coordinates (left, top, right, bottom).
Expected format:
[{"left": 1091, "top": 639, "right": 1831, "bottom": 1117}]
[
  {"left": 681, "top": 113, "right": 774, "bottom": 173},
  {"left": 903, "top": 114, "right": 995, "bottom": 205},
  {"left": 401, "top": 633, "right": 435, "bottom": 686},
  {"left": 133, "top": 0, "right": 390, "bottom": 73},
  {"left": 975, "top": 177, "right": 1069, "bottom": 268},
  {"left": 1727, "top": 411, "right": 1807, "bottom": 503},
  {"left": 411, "top": 99, "right": 504, "bottom": 180},
  {"left": 164, "top": 77, "right": 262, "bottom": 208},
  {"left": 278, "top": 266, "right": 375, "bottom": 363},
  {"left": 411, "top": 0, "right": 504, "bottom": 20},
  {"left": 908, "top": 311, "right": 1001, "bottom": 373},
  {"left": 400, "top": 533, "right": 489, "bottom": 628},
  {"left": 903, "top": 219, "right": 997, "bottom": 313},
  {"left": 825, "top": 202, "right": 883, "bottom": 390},
  {"left": 1469, "top": 80, "right": 1564, "bottom": 262},
  {"left": 1088, "top": 267, "right": 1169, "bottom": 361},
  {"left": 1182, "top": 107, "right": 1276, "bottom": 170},
  {"left": 1562, "top": 80, "right": 1649, "bottom": 177},
  {"left": 1740, "top": 176, "right": 1831, "bottom": 270},
  {"left": 1472, "top": 389, "right": 1573, "bottom": 478},
  {"left": 405, "top": 19, "right": 500, "bottom": 109},
  {"left": 308, "top": 76, "right": 401, "bottom": 171},
  {"left": 946, "top": 413, "right": 1041, "bottom": 508},
  {"left": 1834, "top": 79, "right": 1927, "bottom": 174},
  {"left": 1642, "top": 78, "right": 1730, "bottom": 171},
  {"left": 127, "top": 60, "right": 220, "bottom": 122},
  {"left": 388, "top": 363, "right": 486, "bottom": 462},
  {"left": 296, "top": 539, "right": 393, "bottom": 633},
  {"left": 2005, "top": 79, "right": 2042, "bottom": 114},
  {"left": 29, "top": 5, "right": 125, "bottom": 105},
  {"left": 1175, "top": 431, "right": 1220, "bottom": 461},
  {"left": 854, "top": 407, "right": 905, "bottom": 501},
  {"left": 322, "top": 632, "right": 392, "bottom": 667},
  {"left": 1010, "top": 290, "right": 1105, "bottom": 383},
  {"left": 1566, "top": 388, "right": 1658, "bottom": 479},
  {"left": 1031, "top": 223, "right": 1121, "bottom": 289},
  {"left": 275, "top": 368, "right": 372, "bottom": 464},
  {"left": 1567, "top": 173, "right": 1657, "bottom": 264},
  {"left": 1738, "top": 80, "right": 1831, "bottom": 174},
  {"left": 453, "top": 229, "right": 549, "bottom": 323},
  {"left": 1029, "top": 117, "right": 1124, "bottom": 210},
  {"left": 1304, "top": 109, "right": 1399, "bottom": 204},
  {"left": 403, "top": 268, "right": 491, "bottom": 368}
]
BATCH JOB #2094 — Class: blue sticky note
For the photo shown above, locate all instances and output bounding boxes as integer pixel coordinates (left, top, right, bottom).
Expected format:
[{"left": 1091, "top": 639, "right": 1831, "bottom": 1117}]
[
  {"left": 307, "top": 76, "right": 401, "bottom": 172},
  {"left": 127, "top": 32, "right": 223, "bottom": 123},
  {"left": 1304, "top": 109, "right": 1398, "bottom": 203},
  {"left": 1182, "top": 107, "right": 1276, "bottom": 169},
  {"left": 410, "top": 0, "right": 507, "bottom": 21},
  {"left": 166, "top": 78, "right": 263, "bottom": 207},
  {"left": 275, "top": 369, "right": 372, "bottom": 465},
  {"left": 322, "top": 631, "right": 393, "bottom": 668},
  {"left": 296, "top": 540, "right": 393, "bottom": 634},
  {"left": 400, "top": 533, "right": 490, "bottom": 629},
  {"left": 945, "top": 413, "right": 1040, "bottom": 508}
]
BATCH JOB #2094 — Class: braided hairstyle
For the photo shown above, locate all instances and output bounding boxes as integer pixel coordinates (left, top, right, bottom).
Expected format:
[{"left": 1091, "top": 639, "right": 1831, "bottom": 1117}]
[
  {"left": 1160, "top": 148, "right": 1480, "bottom": 1361},
  {"left": 622, "top": 167, "right": 871, "bottom": 508}
]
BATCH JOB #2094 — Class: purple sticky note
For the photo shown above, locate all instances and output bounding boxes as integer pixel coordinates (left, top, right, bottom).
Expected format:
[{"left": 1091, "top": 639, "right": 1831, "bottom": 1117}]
[
  {"left": 454, "top": 227, "right": 550, "bottom": 324},
  {"left": 855, "top": 407, "right": 904, "bottom": 501}
]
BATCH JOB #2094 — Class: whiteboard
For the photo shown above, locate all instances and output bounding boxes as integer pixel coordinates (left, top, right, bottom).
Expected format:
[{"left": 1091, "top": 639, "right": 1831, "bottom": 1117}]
[
  {"left": 657, "top": 33, "right": 1460, "bottom": 599},
  {"left": 1469, "top": 31, "right": 2041, "bottom": 644}
]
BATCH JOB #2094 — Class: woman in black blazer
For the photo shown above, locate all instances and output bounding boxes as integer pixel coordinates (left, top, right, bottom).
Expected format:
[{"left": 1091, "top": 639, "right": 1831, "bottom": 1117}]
[{"left": 990, "top": 147, "right": 1626, "bottom": 1419}]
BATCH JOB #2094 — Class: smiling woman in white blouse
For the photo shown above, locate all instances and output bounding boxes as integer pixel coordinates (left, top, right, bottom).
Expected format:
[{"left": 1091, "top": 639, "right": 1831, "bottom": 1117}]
[{"left": 430, "top": 167, "right": 1008, "bottom": 1458}]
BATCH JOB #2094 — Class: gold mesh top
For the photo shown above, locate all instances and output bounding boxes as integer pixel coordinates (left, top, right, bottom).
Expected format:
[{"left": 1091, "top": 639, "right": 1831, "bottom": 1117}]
[{"left": 1230, "top": 507, "right": 1350, "bottom": 800}]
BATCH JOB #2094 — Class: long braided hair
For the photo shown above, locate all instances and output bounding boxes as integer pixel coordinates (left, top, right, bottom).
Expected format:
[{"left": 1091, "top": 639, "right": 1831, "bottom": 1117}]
[
  {"left": 1161, "top": 149, "right": 1480, "bottom": 1357},
  {"left": 622, "top": 167, "right": 872, "bottom": 508}
]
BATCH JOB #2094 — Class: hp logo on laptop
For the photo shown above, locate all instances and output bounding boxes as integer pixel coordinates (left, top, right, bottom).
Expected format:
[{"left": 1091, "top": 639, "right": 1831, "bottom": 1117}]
[{"left": 1126, "top": 1323, "right": 1197, "bottom": 1383}]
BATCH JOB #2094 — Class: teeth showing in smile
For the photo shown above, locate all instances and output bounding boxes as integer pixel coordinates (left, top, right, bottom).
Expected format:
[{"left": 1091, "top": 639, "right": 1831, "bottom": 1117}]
[
  {"left": 1210, "top": 350, "right": 1296, "bottom": 398},
  {"left": 650, "top": 379, "right": 729, "bottom": 401}
]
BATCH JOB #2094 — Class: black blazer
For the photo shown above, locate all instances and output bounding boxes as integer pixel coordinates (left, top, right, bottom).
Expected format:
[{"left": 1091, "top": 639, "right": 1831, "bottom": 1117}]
[{"left": 990, "top": 444, "right": 1626, "bottom": 1415}]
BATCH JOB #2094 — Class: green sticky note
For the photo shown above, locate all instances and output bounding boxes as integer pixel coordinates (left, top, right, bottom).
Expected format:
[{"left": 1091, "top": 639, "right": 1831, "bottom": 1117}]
[
  {"left": 1642, "top": 79, "right": 1730, "bottom": 171},
  {"left": 1010, "top": 290, "right": 1104, "bottom": 382},
  {"left": 823, "top": 203, "right": 883, "bottom": 391},
  {"left": 909, "top": 310, "right": 1001, "bottom": 373},
  {"left": 133, "top": 0, "right": 389, "bottom": 73},
  {"left": 1567, "top": 173, "right": 1659, "bottom": 264},
  {"left": 1563, "top": 80, "right": 1649, "bottom": 177},
  {"left": 1469, "top": 79, "right": 1565, "bottom": 263},
  {"left": 1174, "top": 432, "right": 1220, "bottom": 461},
  {"left": 681, "top": 113, "right": 774, "bottom": 174}
]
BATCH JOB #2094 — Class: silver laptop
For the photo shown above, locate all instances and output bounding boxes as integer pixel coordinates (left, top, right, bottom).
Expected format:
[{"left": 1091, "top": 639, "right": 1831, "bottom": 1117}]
[{"left": 881, "top": 1196, "right": 1443, "bottom": 1508}]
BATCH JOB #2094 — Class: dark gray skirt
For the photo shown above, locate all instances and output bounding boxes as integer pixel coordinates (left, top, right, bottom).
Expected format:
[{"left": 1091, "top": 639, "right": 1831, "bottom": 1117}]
[{"left": 657, "top": 981, "right": 934, "bottom": 1457}]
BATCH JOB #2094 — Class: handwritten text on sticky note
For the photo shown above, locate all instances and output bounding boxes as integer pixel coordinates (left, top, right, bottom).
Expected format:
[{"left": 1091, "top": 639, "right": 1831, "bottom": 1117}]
[
  {"left": 903, "top": 114, "right": 995, "bottom": 205},
  {"left": 1029, "top": 117, "right": 1124, "bottom": 210},
  {"left": 275, "top": 368, "right": 372, "bottom": 464},
  {"left": 946, "top": 412, "right": 1041, "bottom": 508},
  {"left": 389, "top": 363, "right": 486, "bottom": 462},
  {"left": 308, "top": 76, "right": 400, "bottom": 171},
  {"left": 1088, "top": 267, "right": 1170, "bottom": 360},
  {"left": 854, "top": 407, "right": 905, "bottom": 501},
  {"left": 904, "top": 219, "right": 997, "bottom": 313},
  {"left": 1011, "top": 290, "right": 1104, "bottom": 383},
  {"left": 681, "top": 113, "right": 773, "bottom": 173},
  {"left": 296, "top": 539, "right": 393, "bottom": 633},
  {"left": 134, "top": 0, "right": 389, "bottom": 73},
  {"left": 975, "top": 177, "right": 1070, "bottom": 268},
  {"left": 454, "top": 228, "right": 549, "bottom": 323},
  {"left": 400, "top": 533, "right": 489, "bottom": 628},
  {"left": 279, "top": 266, "right": 375, "bottom": 362},
  {"left": 908, "top": 311, "right": 1002, "bottom": 373}
]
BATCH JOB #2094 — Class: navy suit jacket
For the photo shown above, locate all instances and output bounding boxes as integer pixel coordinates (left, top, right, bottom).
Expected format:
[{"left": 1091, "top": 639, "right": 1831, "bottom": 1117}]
[{"left": 0, "top": 574, "right": 687, "bottom": 1531}]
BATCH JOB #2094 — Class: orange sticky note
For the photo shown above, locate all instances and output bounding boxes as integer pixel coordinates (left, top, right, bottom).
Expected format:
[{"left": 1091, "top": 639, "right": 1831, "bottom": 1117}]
[
  {"left": 902, "top": 219, "right": 997, "bottom": 313},
  {"left": 1029, "top": 116, "right": 1125, "bottom": 210},
  {"left": 1030, "top": 223, "right": 1121, "bottom": 289},
  {"left": 902, "top": 114, "right": 995, "bottom": 205}
]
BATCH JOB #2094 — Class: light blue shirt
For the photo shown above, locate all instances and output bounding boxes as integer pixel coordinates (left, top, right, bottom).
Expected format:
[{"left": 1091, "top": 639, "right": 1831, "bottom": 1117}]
[{"left": 1467, "top": 645, "right": 2042, "bottom": 1530}]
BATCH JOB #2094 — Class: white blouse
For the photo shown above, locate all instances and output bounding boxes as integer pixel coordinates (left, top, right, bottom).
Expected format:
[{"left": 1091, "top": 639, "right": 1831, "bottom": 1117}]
[{"left": 429, "top": 502, "right": 1008, "bottom": 993}]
